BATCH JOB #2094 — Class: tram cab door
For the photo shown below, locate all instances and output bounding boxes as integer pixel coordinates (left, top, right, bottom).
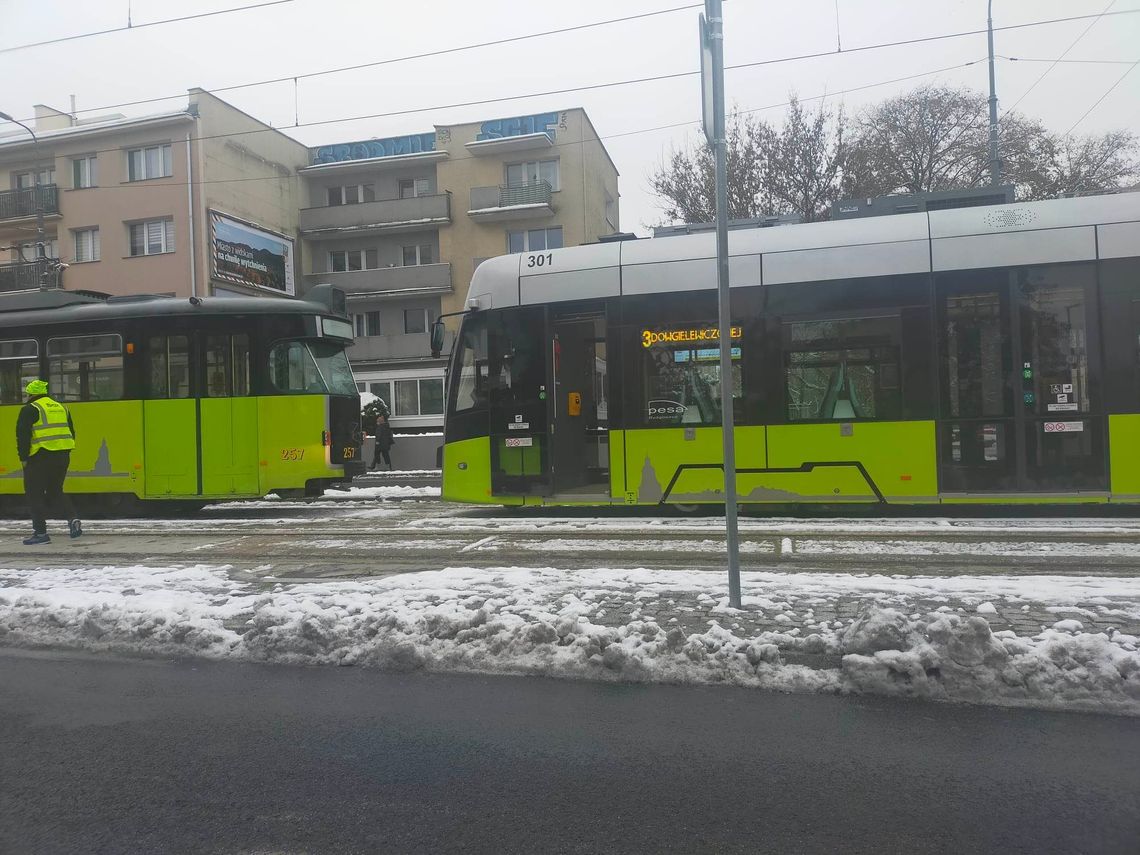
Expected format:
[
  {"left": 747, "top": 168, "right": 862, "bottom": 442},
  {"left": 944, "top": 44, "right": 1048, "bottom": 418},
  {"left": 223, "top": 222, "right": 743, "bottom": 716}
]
[{"left": 549, "top": 308, "right": 610, "bottom": 498}]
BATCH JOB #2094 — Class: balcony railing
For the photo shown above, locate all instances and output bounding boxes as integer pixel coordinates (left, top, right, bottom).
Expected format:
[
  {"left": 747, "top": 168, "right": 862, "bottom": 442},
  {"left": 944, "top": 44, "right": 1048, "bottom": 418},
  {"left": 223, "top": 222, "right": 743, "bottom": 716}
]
[
  {"left": 299, "top": 193, "right": 451, "bottom": 235},
  {"left": 303, "top": 262, "right": 452, "bottom": 296},
  {"left": 0, "top": 185, "right": 60, "bottom": 221},
  {"left": 468, "top": 181, "right": 554, "bottom": 221},
  {"left": 0, "top": 258, "right": 62, "bottom": 293}
]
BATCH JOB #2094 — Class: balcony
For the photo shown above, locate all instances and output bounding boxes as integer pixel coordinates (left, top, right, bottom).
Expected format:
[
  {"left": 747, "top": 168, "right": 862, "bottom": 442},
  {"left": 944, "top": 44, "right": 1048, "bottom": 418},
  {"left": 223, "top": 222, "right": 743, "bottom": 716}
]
[
  {"left": 304, "top": 262, "right": 451, "bottom": 299},
  {"left": 0, "top": 185, "right": 60, "bottom": 222},
  {"left": 299, "top": 193, "right": 451, "bottom": 237},
  {"left": 0, "top": 258, "right": 63, "bottom": 293},
  {"left": 468, "top": 181, "right": 554, "bottom": 221},
  {"left": 347, "top": 331, "right": 452, "bottom": 363}
]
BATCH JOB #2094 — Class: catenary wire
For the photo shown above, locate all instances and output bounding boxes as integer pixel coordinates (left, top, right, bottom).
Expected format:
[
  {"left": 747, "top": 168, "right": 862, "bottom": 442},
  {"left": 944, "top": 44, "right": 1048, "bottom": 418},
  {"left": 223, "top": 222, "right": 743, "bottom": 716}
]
[
  {"left": 47, "top": 58, "right": 984, "bottom": 193},
  {"left": 5, "top": 6, "right": 1137, "bottom": 129},
  {"left": 1063, "top": 58, "right": 1140, "bottom": 134},
  {"left": 0, "top": 0, "right": 296, "bottom": 55}
]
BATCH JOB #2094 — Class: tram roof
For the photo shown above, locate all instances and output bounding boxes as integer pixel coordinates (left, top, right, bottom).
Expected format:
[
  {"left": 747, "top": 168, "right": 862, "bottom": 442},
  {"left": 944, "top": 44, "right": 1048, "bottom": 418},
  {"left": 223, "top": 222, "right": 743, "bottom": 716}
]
[
  {"left": 0, "top": 291, "right": 342, "bottom": 331},
  {"left": 467, "top": 191, "right": 1140, "bottom": 310}
]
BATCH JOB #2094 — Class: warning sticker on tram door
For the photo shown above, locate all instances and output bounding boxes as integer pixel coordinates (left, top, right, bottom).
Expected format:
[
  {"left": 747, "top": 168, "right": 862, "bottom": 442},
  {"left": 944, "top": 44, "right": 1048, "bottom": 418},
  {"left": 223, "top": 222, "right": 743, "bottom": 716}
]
[
  {"left": 505, "top": 436, "right": 534, "bottom": 447},
  {"left": 1043, "top": 421, "right": 1084, "bottom": 433}
]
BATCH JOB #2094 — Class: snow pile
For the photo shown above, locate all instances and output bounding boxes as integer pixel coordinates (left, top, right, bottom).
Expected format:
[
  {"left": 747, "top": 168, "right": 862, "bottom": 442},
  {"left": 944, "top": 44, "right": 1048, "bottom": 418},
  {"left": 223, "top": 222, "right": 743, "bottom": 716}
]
[
  {"left": 0, "top": 565, "right": 1137, "bottom": 715},
  {"left": 323, "top": 485, "right": 441, "bottom": 499}
]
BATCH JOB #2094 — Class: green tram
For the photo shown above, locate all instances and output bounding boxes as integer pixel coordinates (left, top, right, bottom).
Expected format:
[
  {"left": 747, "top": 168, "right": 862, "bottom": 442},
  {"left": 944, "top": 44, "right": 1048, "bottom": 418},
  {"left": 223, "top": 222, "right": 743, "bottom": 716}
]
[
  {"left": 0, "top": 285, "right": 363, "bottom": 513},
  {"left": 439, "top": 192, "right": 1140, "bottom": 508}
]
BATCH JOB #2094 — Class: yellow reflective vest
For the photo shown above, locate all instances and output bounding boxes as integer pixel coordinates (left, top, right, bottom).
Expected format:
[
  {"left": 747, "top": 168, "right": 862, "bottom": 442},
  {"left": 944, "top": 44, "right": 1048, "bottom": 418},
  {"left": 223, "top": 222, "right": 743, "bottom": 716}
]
[{"left": 30, "top": 396, "right": 76, "bottom": 454}]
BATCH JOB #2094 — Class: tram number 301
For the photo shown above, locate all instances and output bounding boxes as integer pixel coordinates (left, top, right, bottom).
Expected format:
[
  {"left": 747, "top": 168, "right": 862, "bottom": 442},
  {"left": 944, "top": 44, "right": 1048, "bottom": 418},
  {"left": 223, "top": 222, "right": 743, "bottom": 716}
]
[{"left": 526, "top": 253, "right": 554, "bottom": 268}]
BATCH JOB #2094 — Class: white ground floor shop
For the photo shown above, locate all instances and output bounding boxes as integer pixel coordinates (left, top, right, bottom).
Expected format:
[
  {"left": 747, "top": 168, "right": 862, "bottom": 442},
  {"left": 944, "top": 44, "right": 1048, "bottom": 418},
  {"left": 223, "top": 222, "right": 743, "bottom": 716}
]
[{"left": 353, "top": 364, "right": 445, "bottom": 431}]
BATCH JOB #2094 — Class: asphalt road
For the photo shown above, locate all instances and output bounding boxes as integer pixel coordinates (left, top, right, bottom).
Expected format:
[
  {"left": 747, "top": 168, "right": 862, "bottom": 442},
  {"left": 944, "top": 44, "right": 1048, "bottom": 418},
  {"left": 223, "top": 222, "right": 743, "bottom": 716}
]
[{"left": 1, "top": 650, "right": 1138, "bottom": 855}]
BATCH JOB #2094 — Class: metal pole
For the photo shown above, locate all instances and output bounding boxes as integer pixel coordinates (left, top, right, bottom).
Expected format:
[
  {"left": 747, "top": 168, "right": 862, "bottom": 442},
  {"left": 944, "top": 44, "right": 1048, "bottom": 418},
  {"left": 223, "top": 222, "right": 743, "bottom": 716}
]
[
  {"left": 987, "top": 0, "right": 1001, "bottom": 185},
  {"left": 0, "top": 111, "right": 46, "bottom": 268},
  {"left": 706, "top": 0, "right": 741, "bottom": 608}
]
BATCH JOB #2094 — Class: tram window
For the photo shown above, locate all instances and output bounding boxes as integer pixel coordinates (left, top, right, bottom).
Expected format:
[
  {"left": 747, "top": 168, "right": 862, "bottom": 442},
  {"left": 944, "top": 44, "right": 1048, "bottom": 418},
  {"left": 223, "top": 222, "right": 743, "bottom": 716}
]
[
  {"left": 1016, "top": 266, "right": 1093, "bottom": 415},
  {"left": 640, "top": 325, "right": 743, "bottom": 426},
  {"left": 783, "top": 317, "right": 900, "bottom": 421},
  {"left": 205, "top": 334, "right": 251, "bottom": 397},
  {"left": 453, "top": 319, "right": 488, "bottom": 414},
  {"left": 940, "top": 285, "right": 1010, "bottom": 418},
  {"left": 0, "top": 339, "right": 39, "bottom": 405},
  {"left": 46, "top": 334, "right": 123, "bottom": 401},
  {"left": 268, "top": 339, "right": 357, "bottom": 395},
  {"left": 147, "top": 335, "right": 190, "bottom": 398}
]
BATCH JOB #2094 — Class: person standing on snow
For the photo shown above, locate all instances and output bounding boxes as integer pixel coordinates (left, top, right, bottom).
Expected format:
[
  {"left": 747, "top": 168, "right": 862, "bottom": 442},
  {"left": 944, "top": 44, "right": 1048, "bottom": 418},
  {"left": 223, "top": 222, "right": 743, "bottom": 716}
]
[
  {"left": 16, "top": 379, "right": 82, "bottom": 545},
  {"left": 374, "top": 412, "right": 396, "bottom": 471}
]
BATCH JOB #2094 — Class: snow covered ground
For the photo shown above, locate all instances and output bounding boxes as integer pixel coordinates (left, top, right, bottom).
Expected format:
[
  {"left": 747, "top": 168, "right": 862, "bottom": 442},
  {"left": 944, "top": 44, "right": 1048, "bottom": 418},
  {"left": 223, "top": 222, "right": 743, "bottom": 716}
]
[{"left": 1, "top": 562, "right": 1137, "bottom": 716}]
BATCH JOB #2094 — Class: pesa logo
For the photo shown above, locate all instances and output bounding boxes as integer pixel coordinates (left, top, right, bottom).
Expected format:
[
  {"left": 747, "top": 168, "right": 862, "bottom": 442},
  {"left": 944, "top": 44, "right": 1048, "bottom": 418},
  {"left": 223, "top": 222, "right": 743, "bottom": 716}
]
[{"left": 647, "top": 400, "right": 687, "bottom": 420}]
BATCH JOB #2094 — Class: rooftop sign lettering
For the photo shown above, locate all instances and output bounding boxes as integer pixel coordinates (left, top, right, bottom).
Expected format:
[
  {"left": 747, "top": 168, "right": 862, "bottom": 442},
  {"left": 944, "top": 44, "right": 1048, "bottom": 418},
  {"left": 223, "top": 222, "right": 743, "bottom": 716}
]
[
  {"left": 477, "top": 112, "right": 562, "bottom": 142},
  {"left": 312, "top": 132, "right": 437, "bottom": 165}
]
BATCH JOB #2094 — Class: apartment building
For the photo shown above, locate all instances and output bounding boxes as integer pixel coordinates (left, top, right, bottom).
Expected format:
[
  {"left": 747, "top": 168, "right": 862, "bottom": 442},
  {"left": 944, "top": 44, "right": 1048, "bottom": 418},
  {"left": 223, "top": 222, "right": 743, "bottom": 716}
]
[
  {"left": 0, "top": 90, "right": 308, "bottom": 302},
  {"left": 299, "top": 108, "right": 620, "bottom": 429}
]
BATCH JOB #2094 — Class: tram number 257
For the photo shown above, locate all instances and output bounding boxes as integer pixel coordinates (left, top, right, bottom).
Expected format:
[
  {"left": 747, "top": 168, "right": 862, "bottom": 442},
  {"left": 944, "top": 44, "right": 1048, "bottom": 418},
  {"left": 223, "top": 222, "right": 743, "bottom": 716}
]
[
  {"left": 280, "top": 448, "right": 306, "bottom": 461},
  {"left": 343, "top": 447, "right": 356, "bottom": 459},
  {"left": 526, "top": 253, "right": 554, "bottom": 268}
]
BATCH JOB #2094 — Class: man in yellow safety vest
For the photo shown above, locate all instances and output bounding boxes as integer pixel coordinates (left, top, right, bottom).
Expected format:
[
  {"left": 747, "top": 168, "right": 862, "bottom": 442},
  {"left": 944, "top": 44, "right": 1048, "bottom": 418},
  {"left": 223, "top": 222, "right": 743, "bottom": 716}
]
[{"left": 16, "top": 379, "right": 82, "bottom": 545}]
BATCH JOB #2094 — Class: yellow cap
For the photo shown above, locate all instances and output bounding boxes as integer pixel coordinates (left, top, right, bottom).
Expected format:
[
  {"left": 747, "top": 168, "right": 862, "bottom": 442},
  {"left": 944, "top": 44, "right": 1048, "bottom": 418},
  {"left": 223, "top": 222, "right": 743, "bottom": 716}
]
[{"left": 25, "top": 379, "right": 48, "bottom": 396}]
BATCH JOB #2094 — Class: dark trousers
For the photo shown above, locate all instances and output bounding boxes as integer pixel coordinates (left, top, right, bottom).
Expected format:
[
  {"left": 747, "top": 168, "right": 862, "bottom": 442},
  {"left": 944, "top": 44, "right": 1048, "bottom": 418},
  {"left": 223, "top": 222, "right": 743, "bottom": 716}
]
[
  {"left": 374, "top": 447, "right": 392, "bottom": 469},
  {"left": 23, "top": 450, "right": 76, "bottom": 534}
]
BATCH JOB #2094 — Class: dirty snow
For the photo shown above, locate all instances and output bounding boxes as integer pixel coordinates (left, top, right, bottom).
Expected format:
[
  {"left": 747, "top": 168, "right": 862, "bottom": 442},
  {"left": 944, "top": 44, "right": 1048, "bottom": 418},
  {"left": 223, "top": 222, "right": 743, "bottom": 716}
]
[{"left": 1, "top": 564, "right": 1137, "bottom": 715}]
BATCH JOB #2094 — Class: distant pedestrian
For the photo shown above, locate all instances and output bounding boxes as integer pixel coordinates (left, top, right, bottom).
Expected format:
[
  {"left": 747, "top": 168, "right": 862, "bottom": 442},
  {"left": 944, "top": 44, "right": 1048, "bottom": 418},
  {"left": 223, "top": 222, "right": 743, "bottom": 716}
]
[
  {"left": 17, "top": 379, "right": 82, "bottom": 545},
  {"left": 374, "top": 413, "right": 396, "bottom": 471}
]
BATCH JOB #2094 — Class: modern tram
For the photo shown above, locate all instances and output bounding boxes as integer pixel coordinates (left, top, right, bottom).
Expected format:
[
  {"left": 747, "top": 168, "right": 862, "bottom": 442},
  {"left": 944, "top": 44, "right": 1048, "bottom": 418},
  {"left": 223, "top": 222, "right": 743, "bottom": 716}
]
[
  {"left": 0, "top": 284, "right": 363, "bottom": 513},
  {"left": 439, "top": 191, "right": 1140, "bottom": 508}
]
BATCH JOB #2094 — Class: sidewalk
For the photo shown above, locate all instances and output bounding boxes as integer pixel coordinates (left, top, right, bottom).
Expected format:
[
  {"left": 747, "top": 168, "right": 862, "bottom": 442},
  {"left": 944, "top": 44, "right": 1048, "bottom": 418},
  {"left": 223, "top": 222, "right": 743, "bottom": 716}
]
[{"left": 1, "top": 561, "right": 1137, "bottom": 715}]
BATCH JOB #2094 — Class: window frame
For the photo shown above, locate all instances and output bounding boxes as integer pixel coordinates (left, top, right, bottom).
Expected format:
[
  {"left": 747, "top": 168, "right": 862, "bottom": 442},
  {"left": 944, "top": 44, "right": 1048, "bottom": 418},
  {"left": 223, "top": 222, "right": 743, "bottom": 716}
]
[
  {"left": 126, "top": 143, "right": 173, "bottom": 181},
  {"left": 46, "top": 332, "right": 124, "bottom": 402},
  {"left": 403, "top": 308, "right": 430, "bottom": 335},
  {"left": 401, "top": 244, "right": 434, "bottom": 266},
  {"left": 72, "top": 227, "right": 101, "bottom": 263},
  {"left": 507, "top": 226, "right": 563, "bottom": 254},
  {"left": 0, "top": 338, "right": 41, "bottom": 406},
  {"left": 72, "top": 155, "right": 98, "bottom": 189},
  {"left": 128, "top": 218, "right": 175, "bottom": 257},
  {"left": 504, "top": 158, "right": 559, "bottom": 191}
]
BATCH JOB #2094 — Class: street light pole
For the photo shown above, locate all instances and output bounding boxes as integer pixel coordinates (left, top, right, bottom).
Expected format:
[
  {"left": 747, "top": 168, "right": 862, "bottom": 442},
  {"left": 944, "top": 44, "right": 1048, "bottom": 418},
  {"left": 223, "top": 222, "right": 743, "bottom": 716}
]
[
  {"left": 986, "top": 0, "right": 1001, "bottom": 185},
  {"left": 0, "top": 110, "right": 47, "bottom": 264}
]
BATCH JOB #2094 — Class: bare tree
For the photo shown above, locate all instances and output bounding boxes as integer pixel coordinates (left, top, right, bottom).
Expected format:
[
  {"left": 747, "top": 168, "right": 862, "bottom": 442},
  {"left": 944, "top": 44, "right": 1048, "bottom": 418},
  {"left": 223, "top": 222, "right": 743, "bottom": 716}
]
[
  {"left": 843, "top": 82, "right": 1139, "bottom": 200},
  {"left": 764, "top": 96, "right": 846, "bottom": 222},
  {"left": 649, "top": 110, "right": 774, "bottom": 223},
  {"left": 649, "top": 97, "right": 845, "bottom": 224}
]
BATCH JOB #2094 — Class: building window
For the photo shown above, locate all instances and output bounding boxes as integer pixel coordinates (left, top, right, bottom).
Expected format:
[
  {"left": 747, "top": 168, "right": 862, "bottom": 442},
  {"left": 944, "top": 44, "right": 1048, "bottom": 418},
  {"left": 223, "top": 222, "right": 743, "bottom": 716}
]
[
  {"left": 392, "top": 377, "right": 444, "bottom": 416},
  {"left": 401, "top": 244, "right": 434, "bottom": 266},
  {"left": 72, "top": 155, "right": 98, "bottom": 189},
  {"left": 73, "top": 228, "right": 100, "bottom": 263},
  {"left": 398, "top": 178, "right": 432, "bottom": 198},
  {"left": 14, "top": 168, "right": 55, "bottom": 189},
  {"left": 507, "top": 226, "right": 563, "bottom": 254},
  {"left": 783, "top": 317, "right": 901, "bottom": 421},
  {"left": 369, "top": 381, "right": 391, "bottom": 409},
  {"left": 353, "top": 311, "right": 381, "bottom": 337},
  {"left": 328, "top": 184, "right": 375, "bottom": 206},
  {"left": 505, "top": 159, "right": 559, "bottom": 190},
  {"left": 47, "top": 334, "right": 123, "bottom": 401},
  {"left": 329, "top": 249, "right": 378, "bottom": 272},
  {"left": 129, "top": 219, "right": 175, "bottom": 256},
  {"left": 404, "top": 308, "right": 429, "bottom": 334},
  {"left": 0, "top": 339, "right": 40, "bottom": 405},
  {"left": 127, "top": 144, "right": 172, "bottom": 181}
]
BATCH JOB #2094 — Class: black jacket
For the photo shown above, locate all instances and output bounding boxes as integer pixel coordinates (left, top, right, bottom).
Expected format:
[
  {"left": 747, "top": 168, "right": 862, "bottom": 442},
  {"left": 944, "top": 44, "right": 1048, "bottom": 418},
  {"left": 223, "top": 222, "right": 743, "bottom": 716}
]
[{"left": 16, "top": 395, "right": 76, "bottom": 462}]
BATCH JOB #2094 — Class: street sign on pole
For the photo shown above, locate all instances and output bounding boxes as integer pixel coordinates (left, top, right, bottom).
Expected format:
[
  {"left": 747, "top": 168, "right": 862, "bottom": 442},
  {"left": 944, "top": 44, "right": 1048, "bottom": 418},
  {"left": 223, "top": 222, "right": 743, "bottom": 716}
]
[
  {"left": 699, "top": 14, "right": 715, "bottom": 147},
  {"left": 701, "top": 0, "right": 742, "bottom": 609}
]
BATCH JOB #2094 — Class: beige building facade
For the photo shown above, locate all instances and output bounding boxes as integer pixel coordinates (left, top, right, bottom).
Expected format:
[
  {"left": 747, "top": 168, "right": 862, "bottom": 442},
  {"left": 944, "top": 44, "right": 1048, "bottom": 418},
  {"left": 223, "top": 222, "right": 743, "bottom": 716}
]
[
  {"left": 0, "top": 90, "right": 308, "bottom": 301},
  {"left": 300, "top": 108, "right": 619, "bottom": 429}
]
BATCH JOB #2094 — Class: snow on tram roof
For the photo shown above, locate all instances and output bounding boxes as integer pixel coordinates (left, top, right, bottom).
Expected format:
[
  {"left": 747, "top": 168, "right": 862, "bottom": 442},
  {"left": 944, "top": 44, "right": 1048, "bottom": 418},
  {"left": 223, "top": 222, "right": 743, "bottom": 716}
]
[{"left": 467, "top": 192, "right": 1140, "bottom": 310}]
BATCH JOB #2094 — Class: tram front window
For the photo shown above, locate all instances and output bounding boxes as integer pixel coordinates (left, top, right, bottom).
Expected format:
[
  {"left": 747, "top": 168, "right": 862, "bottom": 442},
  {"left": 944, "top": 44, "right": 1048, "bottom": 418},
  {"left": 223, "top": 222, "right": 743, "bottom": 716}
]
[{"left": 270, "top": 340, "right": 357, "bottom": 395}]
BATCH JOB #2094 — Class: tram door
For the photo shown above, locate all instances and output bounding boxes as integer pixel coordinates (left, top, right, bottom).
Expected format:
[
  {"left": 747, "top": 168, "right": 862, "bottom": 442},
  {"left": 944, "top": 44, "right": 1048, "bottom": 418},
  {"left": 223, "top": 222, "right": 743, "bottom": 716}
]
[
  {"left": 550, "top": 307, "right": 609, "bottom": 497},
  {"left": 198, "top": 331, "right": 260, "bottom": 496}
]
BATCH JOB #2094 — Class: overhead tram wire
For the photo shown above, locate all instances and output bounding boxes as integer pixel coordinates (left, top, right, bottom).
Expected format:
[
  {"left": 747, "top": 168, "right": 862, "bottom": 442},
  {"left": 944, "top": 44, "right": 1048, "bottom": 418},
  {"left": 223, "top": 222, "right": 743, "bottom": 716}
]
[
  {"left": 1063, "top": 57, "right": 1140, "bottom": 135},
  {"left": 7, "top": 6, "right": 1138, "bottom": 129},
  {"left": 72, "top": 57, "right": 987, "bottom": 193},
  {"left": 0, "top": 0, "right": 296, "bottom": 54},
  {"left": 997, "top": 0, "right": 1118, "bottom": 122},
  {"left": 6, "top": 3, "right": 707, "bottom": 124}
]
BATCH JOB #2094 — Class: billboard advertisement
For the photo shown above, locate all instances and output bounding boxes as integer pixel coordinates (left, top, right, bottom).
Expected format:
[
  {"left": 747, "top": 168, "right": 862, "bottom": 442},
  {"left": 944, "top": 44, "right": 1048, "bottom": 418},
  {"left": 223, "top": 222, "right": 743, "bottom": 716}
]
[{"left": 210, "top": 212, "right": 295, "bottom": 296}]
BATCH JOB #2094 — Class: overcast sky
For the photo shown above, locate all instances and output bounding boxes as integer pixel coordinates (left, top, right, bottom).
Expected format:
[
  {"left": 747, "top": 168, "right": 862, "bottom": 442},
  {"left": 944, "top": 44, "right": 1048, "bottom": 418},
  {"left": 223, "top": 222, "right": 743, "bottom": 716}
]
[{"left": 2, "top": 0, "right": 1137, "bottom": 234}]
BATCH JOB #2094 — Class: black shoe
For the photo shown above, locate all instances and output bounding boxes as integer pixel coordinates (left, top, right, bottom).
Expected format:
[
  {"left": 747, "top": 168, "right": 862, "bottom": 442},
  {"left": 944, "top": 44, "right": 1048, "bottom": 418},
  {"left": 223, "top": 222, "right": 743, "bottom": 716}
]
[
  {"left": 69, "top": 519, "right": 83, "bottom": 539},
  {"left": 23, "top": 532, "right": 50, "bottom": 545}
]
